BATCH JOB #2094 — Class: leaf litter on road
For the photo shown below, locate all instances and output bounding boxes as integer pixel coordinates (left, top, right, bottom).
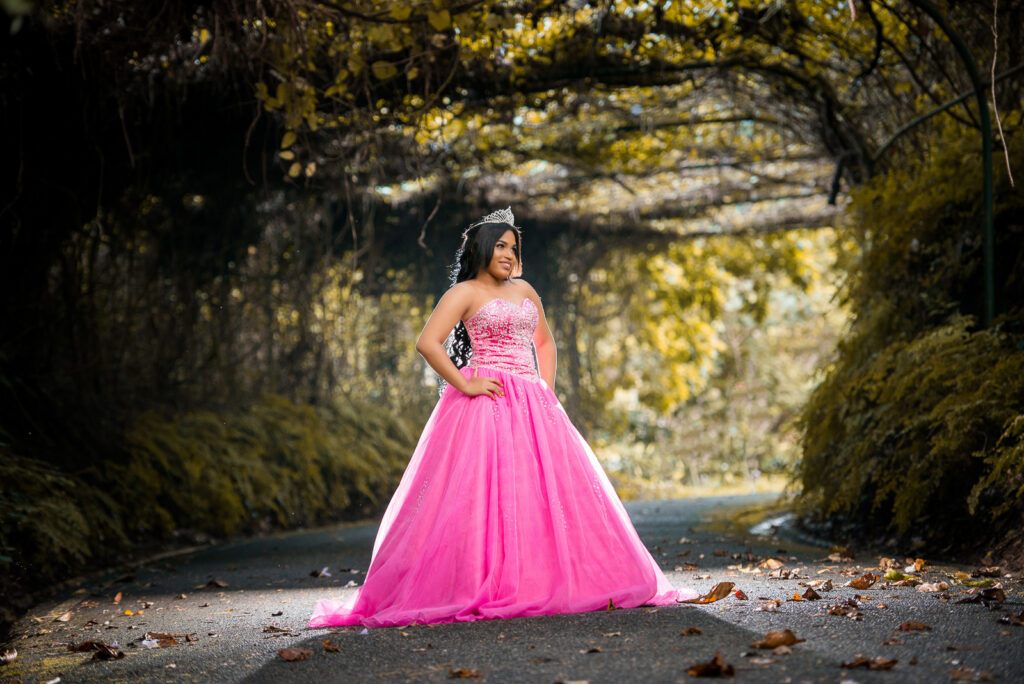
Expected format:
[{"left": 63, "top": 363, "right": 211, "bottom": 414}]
[
  {"left": 841, "top": 655, "right": 898, "bottom": 670},
  {"left": 686, "top": 652, "right": 735, "bottom": 678},
  {"left": 683, "top": 582, "right": 734, "bottom": 604},
  {"left": 278, "top": 647, "right": 313, "bottom": 662},
  {"left": 750, "top": 630, "right": 805, "bottom": 649}
]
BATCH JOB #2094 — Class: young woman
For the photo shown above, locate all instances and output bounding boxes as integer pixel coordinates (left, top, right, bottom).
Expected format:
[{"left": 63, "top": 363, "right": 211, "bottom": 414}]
[{"left": 309, "top": 208, "right": 695, "bottom": 628}]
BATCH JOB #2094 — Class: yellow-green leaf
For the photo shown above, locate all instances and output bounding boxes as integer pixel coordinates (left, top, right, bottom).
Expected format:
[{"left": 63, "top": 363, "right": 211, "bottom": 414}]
[
  {"left": 389, "top": 6, "right": 412, "bottom": 21},
  {"left": 278, "top": 150, "right": 295, "bottom": 160},
  {"left": 371, "top": 61, "right": 398, "bottom": 80},
  {"left": 427, "top": 9, "right": 451, "bottom": 31},
  {"left": 287, "top": 162, "right": 301, "bottom": 178},
  {"left": 280, "top": 132, "right": 297, "bottom": 149}
]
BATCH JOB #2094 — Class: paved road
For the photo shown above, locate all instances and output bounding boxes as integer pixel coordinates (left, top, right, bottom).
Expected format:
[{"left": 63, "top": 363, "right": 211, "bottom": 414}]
[{"left": 3, "top": 495, "right": 1022, "bottom": 683}]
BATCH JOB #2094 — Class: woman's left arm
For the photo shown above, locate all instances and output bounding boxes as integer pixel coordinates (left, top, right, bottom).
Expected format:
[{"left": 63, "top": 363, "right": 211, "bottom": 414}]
[{"left": 524, "top": 284, "right": 557, "bottom": 390}]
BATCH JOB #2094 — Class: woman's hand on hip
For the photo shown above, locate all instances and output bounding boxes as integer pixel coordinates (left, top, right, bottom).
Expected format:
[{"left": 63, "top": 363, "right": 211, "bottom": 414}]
[{"left": 462, "top": 368, "right": 504, "bottom": 399}]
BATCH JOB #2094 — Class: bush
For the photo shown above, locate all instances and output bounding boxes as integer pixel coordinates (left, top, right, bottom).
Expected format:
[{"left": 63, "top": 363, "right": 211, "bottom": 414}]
[
  {"left": 795, "top": 117, "right": 1024, "bottom": 550},
  {"left": 0, "top": 394, "right": 419, "bottom": 603}
]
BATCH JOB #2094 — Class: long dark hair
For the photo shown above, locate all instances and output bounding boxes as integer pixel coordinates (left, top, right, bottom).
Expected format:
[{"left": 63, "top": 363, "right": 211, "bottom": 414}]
[{"left": 446, "top": 221, "right": 523, "bottom": 369}]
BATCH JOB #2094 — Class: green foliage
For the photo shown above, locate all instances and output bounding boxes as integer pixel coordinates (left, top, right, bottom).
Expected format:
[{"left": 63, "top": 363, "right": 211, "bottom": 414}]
[
  {"left": 798, "top": 315, "right": 1024, "bottom": 538},
  {"left": 796, "top": 120, "right": 1024, "bottom": 547},
  {"left": 0, "top": 395, "right": 418, "bottom": 581},
  {"left": 0, "top": 440, "right": 126, "bottom": 571}
]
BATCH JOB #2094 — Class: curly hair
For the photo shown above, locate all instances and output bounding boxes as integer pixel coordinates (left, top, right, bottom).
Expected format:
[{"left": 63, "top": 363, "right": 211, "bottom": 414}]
[{"left": 445, "top": 220, "right": 523, "bottom": 369}]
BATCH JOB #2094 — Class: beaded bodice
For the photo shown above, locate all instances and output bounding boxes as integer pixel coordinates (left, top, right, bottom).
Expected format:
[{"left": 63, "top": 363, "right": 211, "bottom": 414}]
[{"left": 464, "top": 298, "right": 539, "bottom": 380}]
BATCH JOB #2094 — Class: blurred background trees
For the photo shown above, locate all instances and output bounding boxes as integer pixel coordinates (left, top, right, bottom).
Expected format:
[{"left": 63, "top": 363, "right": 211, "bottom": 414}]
[{"left": 2, "top": 0, "right": 1022, "bottom": 618}]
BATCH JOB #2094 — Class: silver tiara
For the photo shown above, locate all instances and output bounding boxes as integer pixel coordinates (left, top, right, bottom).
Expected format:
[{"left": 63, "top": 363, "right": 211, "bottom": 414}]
[{"left": 470, "top": 206, "right": 515, "bottom": 228}]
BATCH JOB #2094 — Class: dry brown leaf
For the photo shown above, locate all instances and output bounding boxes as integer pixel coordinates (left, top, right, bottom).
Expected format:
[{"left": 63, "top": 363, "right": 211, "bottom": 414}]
[
  {"left": 841, "top": 655, "right": 898, "bottom": 670},
  {"left": 113, "top": 591, "right": 122, "bottom": 605},
  {"left": 828, "top": 598, "right": 864, "bottom": 620},
  {"left": 278, "top": 647, "right": 313, "bottom": 662},
  {"left": 322, "top": 639, "right": 342, "bottom": 652},
  {"left": 685, "top": 652, "right": 735, "bottom": 678},
  {"left": 92, "top": 642, "right": 125, "bottom": 660},
  {"left": 0, "top": 649, "right": 16, "bottom": 664},
  {"left": 997, "top": 610, "right": 1024, "bottom": 626},
  {"left": 684, "top": 582, "right": 735, "bottom": 604},
  {"left": 916, "top": 581, "right": 949, "bottom": 593},
  {"left": 847, "top": 572, "right": 878, "bottom": 590},
  {"left": 449, "top": 667, "right": 484, "bottom": 678},
  {"left": 750, "top": 629, "right": 805, "bottom": 649},
  {"left": 680, "top": 627, "right": 703, "bottom": 636},
  {"left": 55, "top": 611, "right": 72, "bottom": 622},
  {"left": 772, "top": 645, "right": 792, "bottom": 655},
  {"left": 802, "top": 587, "right": 822, "bottom": 600},
  {"left": 758, "top": 558, "right": 785, "bottom": 570},
  {"left": 878, "top": 557, "right": 900, "bottom": 570},
  {"left": 898, "top": 621, "right": 932, "bottom": 631},
  {"left": 950, "top": 666, "right": 995, "bottom": 681},
  {"left": 205, "top": 579, "right": 229, "bottom": 589},
  {"left": 264, "top": 625, "right": 292, "bottom": 633}
]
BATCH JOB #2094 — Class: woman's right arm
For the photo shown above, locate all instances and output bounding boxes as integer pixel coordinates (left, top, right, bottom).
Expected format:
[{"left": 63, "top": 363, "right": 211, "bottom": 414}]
[{"left": 415, "top": 287, "right": 504, "bottom": 398}]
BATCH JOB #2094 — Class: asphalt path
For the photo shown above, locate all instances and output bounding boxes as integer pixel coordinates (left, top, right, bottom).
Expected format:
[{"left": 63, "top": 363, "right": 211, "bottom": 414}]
[{"left": 3, "top": 494, "right": 1022, "bottom": 683}]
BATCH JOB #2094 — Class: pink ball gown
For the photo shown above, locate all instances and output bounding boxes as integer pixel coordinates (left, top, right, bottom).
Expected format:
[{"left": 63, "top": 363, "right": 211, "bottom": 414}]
[{"left": 308, "top": 296, "right": 696, "bottom": 628}]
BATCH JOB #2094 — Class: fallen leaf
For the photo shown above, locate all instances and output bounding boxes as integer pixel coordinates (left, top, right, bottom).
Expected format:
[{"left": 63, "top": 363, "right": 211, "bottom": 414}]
[
  {"left": 580, "top": 647, "right": 602, "bottom": 653},
  {"left": 278, "top": 647, "right": 313, "bottom": 662},
  {"left": 847, "top": 572, "right": 878, "bottom": 590},
  {"left": 997, "top": 610, "right": 1024, "bottom": 626},
  {"left": 310, "top": 567, "right": 332, "bottom": 578},
  {"left": 684, "top": 582, "right": 734, "bottom": 604},
  {"left": 686, "top": 652, "right": 735, "bottom": 678},
  {"left": 788, "top": 592, "right": 803, "bottom": 602},
  {"left": 750, "top": 629, "right": 805, "bottom": 649},
  {"left": 881, "top": 638, "right": 903, "bottom": 645},
  {"left": 878, "top": 557, "right": 900, "bottom": 570},
  {"left": 1, "top": 649, "right": 17, "bottom": 664},
  {"left": 55, "top": 611, "right": 72, "bottom": 622},
  {"left": 322, "top": 639, "right": 342, "bottom": 653},
  {"left": 972, "top": 566, "right": 1002, "bottom": 577},
  {"left": 772, "top": 645, "right": 792, "bottom": 655},
  {"left": 271, "top": 611, "right": 283, "bottom": 616},
  {"left": 828, "top": 598, "right": 864, "bottom": 620},
  {"left": 950, "top": 666, "right": 995, "bottom": 681},
  {"left": 883, "top": 570, "right": 919, "bottom": 582},
  {"left": 898, "top": 621, "right": 932, "bottom": 631},
  {"left": 205, "top": 579, "right": 229, "bottom": 589},
  {"left": 113, "top": 592, "right": 122, "bottom": 605},
  {"left": 734, "top": 590, "right": 749, "bottom": 600},
  {"left": 906, "top": 558, "right": 926, "bottom": 573},
  {"left": 956, "top": 587, "right": 1006, "bottom": 605},
  {"left": 758, "top": 600, "right": 781, "bottom": 612},
  {"left": 601, "top": 631, "right": 621, "bottom": 637},
  {"left": 802, "top": 587, "right": 822, "bottom": 600},
  {"left": 916, "top": 581, "right": 949, "bottom": 593},
  {"left": 842, "top": 655, "right": 898, "bottom": 670},
  {"left": 758, "top": 558, "right": 784, "bottom": 570},
  {"left": 449, "top": 668, "right": 484, "bottom": 678},
  {"left": 680, "top": 627, "right": 703, "bottom": 636},
  {"left": 961, "top": 579, "right": 996, "bottom": 588},
  {"left": 92, "top": 642, "right": 125, "bottom": 660}
]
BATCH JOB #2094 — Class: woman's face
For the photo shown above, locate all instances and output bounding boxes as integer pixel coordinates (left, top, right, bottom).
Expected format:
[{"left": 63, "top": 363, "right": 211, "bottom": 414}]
[{"left": 484, "top": 229, "right": 519, "bottom": 281}]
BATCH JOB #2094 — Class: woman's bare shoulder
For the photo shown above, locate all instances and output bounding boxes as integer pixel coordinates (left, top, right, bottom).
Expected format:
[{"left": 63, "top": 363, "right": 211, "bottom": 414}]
[{"left": 511, "top": 278, "right": 541, "bottom": 298}]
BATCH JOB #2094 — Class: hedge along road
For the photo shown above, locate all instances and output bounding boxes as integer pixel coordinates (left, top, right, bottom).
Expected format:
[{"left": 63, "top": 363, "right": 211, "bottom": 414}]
[{"left": 3, "top": 494, "right": 1023, "bottom": 683}]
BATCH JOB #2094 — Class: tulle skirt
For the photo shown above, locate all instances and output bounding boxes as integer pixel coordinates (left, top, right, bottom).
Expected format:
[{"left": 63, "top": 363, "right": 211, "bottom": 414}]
[{"left": 309, "top": 365, "right": 696, "bottom": 628}]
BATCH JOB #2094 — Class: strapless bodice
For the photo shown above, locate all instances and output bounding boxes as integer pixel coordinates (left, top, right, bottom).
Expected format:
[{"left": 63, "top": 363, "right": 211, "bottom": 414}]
[{"left": 464, "top": 298, "right": 539, "bottom": 380}]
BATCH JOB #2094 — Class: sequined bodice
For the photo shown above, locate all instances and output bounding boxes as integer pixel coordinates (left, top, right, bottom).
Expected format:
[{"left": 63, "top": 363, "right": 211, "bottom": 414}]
[{"left": 464, "top": 298, "right": 539, "bottom": 380}]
